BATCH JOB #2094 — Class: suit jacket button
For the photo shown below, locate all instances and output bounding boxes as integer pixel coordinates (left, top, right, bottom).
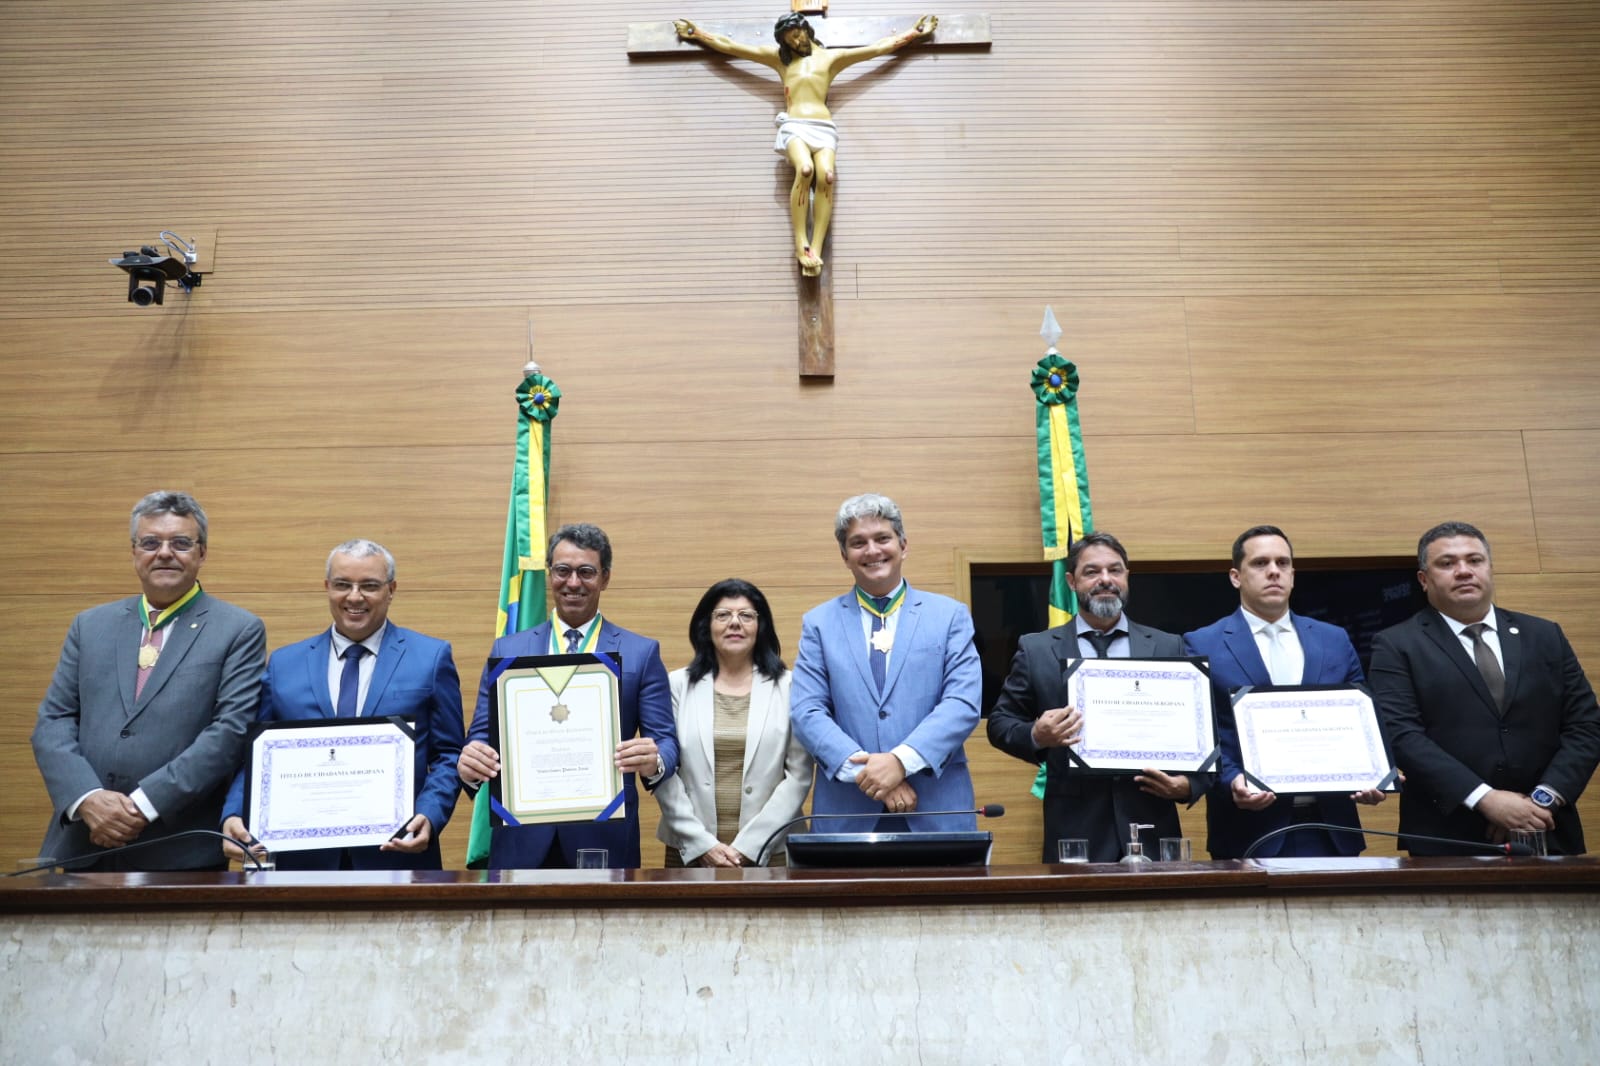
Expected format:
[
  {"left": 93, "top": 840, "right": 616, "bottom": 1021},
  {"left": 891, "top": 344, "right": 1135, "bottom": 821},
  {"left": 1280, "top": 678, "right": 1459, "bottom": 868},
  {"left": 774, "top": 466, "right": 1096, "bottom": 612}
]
[
  {"left": 879, "top": 710, "right": 889, "bottom": 719},
  {"left": 120, "top": 729, "right": 131, "bottom": 738},
  {"left": 744, "top": 786, "right": 753, "bottom": 794}
]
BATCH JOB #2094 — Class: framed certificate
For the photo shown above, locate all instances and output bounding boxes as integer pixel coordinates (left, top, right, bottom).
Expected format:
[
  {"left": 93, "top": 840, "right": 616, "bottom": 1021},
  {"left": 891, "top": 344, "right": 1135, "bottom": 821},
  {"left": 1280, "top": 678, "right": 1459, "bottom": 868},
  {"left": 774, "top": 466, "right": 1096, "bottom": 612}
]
[
  {"left": 488, "top": 653, "right": 626, "bottom": 825},
  {"left": 1232, "top": 685, "right": 1399, "bottom": 794},
  {"left": 243, "top": 717, "right": 417, "bottom": 852},
  {"left": 1063, "top": 657, "right": 1219, "bottom": 773}
]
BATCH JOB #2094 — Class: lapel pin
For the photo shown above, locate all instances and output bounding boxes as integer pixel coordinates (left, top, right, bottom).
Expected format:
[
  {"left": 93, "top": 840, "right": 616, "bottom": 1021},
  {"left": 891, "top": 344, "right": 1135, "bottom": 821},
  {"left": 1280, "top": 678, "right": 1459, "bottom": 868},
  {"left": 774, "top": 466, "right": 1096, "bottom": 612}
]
[
  {"left": 1508, "top": 627, "right": 1519, "bottom": 635},
  {"left": 190, "top": 622, "right": 199, "bottom": 629}
]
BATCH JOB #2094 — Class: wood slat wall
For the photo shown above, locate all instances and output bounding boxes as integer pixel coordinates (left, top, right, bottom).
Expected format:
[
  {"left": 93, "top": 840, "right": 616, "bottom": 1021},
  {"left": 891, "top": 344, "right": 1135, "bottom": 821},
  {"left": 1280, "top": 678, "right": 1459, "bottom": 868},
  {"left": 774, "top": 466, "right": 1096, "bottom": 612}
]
[{"left": 2, "top": 2, "right": 1597, "bottom": 869}]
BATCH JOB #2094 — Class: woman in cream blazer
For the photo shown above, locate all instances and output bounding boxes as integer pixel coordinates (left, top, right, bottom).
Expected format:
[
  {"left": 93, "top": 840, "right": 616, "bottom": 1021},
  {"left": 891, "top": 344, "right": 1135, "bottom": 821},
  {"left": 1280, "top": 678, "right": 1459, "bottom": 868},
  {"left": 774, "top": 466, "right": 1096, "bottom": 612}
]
[{"left": 655, "top": 578, "right": 814, "bottom": 866}]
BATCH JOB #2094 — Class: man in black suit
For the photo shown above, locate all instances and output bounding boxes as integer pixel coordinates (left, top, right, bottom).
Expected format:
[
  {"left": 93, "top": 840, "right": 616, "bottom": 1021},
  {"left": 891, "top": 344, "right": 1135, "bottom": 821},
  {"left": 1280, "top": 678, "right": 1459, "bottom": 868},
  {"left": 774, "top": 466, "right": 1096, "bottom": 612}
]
[
  {"left": 987, "top": 532, "right": 1205, "bottom": 862},
  {"left": 1370, "top": 521, "right": 1600, "bottom": 855}
]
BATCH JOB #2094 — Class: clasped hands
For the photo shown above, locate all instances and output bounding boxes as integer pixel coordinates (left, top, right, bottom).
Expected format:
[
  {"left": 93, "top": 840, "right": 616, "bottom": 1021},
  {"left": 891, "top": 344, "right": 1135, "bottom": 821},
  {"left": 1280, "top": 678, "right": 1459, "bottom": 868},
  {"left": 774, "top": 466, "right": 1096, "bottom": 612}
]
[
  {"left": 851, "top": 751, "right": 917, "bottom": 814},
  {"left": 79, "top": 790, "right": 148, "bottom": 849}
]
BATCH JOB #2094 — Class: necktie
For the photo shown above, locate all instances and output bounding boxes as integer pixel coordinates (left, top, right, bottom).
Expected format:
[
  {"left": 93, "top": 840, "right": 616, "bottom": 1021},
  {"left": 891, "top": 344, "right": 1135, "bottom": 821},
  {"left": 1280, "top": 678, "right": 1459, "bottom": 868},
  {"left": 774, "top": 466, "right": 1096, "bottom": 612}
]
[
  {"left": 564, "top": 628, "right": 584, "bottom": 654},
  {"left": 869, "top": 596, "right": 890, "bottom": 691},
  {"left": 1264, "top": 623, "right": 1293, "bottom": 685},
  {"left": 134, "top": 625, "right": 165, "bottom": 700},
  {"left": 1463, "top": 622, "right": 1506, "bottom": 711},
  {"left": 337, "top": 644, "right": 367, "bottom": 717},
  {"left": 1082, "top": 630, "right": 1118, "bottom": 658}
]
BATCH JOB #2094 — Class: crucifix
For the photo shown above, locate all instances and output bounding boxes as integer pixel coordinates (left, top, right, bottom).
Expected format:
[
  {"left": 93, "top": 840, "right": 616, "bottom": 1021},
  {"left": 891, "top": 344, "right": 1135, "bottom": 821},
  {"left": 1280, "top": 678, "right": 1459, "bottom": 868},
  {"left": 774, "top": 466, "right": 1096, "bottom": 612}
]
[{"left": 629, "top": 7, "right": 992, "bottom": 377}]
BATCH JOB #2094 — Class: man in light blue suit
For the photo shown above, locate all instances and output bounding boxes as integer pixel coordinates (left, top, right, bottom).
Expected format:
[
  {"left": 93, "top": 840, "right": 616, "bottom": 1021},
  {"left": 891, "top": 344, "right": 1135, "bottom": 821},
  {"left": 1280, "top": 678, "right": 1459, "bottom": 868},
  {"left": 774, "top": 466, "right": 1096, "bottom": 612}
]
[
  {"left": 220, "top": 539, "right": 465, "bottom": 870},
  {"left": 1183, "top": 525, "right": 1386, "bottom": 858},
  {"left": 457, "top": 523, "right": 678, "bottom": 869},
  {"left": 790, "top": 494, "right": 982, "bottom": 832}
]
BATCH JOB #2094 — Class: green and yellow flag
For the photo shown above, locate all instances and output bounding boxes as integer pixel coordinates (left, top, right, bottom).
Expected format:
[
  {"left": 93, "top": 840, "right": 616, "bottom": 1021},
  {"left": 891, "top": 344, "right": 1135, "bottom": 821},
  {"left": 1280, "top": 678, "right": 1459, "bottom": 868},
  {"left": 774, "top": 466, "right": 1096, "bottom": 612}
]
[
  {"left": 1030, "top": 308, "right": 1094, "bottom": 797},
  {"left": 465, "top": 368, "right": 561, "bottom": 868}
]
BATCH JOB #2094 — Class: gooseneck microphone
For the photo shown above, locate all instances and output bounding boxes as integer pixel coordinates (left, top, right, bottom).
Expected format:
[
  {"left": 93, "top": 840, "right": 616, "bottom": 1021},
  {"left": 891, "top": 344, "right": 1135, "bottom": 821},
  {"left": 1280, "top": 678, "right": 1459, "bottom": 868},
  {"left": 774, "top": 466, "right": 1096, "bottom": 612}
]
[
  {"left": 755, "top": 803, "right": 1005, "bottom": 867},
  {"left": 1241, "top": 822, "right": 1537, "bottom": 860},
  {"left": 6, "top": 829, "right": 271, "bottom": 877}
]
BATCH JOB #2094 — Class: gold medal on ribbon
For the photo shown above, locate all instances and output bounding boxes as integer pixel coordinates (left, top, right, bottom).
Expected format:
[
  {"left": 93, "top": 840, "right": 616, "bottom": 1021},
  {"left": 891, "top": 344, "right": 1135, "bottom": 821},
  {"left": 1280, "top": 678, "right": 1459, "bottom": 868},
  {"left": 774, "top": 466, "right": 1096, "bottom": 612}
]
[
  {"left": 870, "top": 628, "right": 894, "bottom": 654},
  {"left": 138, "top": 642, "right": 160, "bottom": 669},
  {"left": 550, "top": 702, "right": 571, "bottom": 723}
]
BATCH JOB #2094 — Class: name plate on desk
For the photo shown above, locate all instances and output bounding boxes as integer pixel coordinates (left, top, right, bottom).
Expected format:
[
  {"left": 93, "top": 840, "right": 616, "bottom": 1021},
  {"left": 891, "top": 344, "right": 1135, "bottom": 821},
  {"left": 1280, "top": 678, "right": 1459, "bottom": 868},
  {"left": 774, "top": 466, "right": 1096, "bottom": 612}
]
[
  {"left": 1065, "top": 657, "right": 1218, "bottom": 772},
  {"left": 489, "top": 654, "right": 625, "bottom": 825},
  {"left": 244, "top": 718, "right": 416, "bottom": 851},
  {"left": 1233, "top": 685, "right": 1398, "bottom": 794}
]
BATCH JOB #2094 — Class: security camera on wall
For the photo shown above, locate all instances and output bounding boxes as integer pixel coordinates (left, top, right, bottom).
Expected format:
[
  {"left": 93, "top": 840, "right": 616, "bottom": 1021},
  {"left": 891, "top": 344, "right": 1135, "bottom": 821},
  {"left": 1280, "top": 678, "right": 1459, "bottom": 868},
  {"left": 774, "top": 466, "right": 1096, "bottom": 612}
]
[{"left": 110, "top": 231, "right": 204, "bottom": 306}]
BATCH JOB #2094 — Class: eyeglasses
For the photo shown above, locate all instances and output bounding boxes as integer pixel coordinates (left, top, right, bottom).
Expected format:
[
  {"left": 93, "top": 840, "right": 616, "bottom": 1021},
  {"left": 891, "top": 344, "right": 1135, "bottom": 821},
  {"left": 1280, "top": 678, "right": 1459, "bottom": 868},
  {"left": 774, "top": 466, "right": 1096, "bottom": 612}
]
[
  {"left": 330, "top": 580, "right": 388, "bottom": 595},
  {"left": 133, "top": 536, "right": 199, "bottom": 554},
  {"left": 551, "top": 564, "right": 603, "bottom": 583},
  {"left": 711, "top": 609, "right": 759, "bottom": 626}
]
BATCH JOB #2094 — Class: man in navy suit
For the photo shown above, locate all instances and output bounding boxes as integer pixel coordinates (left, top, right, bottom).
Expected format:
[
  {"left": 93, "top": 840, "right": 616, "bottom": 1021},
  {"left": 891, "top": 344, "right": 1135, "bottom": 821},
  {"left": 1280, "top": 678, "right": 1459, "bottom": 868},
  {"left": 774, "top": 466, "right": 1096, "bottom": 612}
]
[
  {"left": 221, "top": 539, "right": 465, "bottom": 869},
  {"left": 790, "top": 494, "right": 982, "bottom": 833},
  {"left": 1371, "top": 521, "right": 1600, "bottom": 855},
  {"left": 458, "top": 523, "right": 678, "bottom": 868},
  {"left": 1184, "top": 525, "right": 1385, "bottom": 858}
]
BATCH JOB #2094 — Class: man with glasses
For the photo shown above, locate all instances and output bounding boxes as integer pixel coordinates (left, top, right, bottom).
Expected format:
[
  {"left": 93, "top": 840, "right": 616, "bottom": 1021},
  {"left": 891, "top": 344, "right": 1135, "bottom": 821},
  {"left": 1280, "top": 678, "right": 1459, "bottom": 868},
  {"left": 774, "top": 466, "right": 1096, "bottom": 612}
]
[
  {"left": 218, "top": 539, "right": 466, "bottom": 869},
  {"left": 458, "top": 523, "right": 678, "bottom": 868},
  {"left": 31, "top": 491, "right": 266, "bottom": 870}
]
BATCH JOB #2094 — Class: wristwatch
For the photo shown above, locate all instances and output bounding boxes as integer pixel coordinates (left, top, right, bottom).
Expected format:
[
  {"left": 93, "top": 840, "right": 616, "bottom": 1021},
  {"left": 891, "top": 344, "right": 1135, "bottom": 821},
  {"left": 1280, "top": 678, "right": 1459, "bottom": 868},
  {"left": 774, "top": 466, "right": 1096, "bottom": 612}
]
[{"left": 1531, "top": 785, "right": 1559, "bottom": 809}]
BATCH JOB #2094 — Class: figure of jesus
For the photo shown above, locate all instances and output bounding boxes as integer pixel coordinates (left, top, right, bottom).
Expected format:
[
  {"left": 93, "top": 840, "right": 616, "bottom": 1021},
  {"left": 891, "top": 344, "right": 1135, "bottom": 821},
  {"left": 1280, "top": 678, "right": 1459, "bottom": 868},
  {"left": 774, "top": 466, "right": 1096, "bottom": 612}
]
[{"left": 674, "top": 13, "right": 938, "bottom": 277}]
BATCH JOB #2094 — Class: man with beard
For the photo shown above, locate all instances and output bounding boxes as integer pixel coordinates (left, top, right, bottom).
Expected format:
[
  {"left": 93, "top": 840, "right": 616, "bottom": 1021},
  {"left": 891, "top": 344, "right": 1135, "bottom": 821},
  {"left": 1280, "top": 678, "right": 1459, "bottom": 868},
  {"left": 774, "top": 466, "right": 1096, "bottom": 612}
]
[{"left": 987, "top": 532, "right": 1204, "bottom": 862}]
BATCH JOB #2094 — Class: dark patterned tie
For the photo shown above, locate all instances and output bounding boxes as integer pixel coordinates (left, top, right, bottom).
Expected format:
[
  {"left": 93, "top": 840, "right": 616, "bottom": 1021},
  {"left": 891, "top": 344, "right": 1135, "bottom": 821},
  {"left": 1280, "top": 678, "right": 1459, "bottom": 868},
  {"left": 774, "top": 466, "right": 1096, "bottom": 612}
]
[
  {"left": 1082, "top": 629, "right": 1118, "bottom": 658},
  {"left": 337, "top": 644, "right": 367, "bottom": 717},
  {"left": 1463, "top": 622, "right": 1506, "bottom": 711},
  {"left": 565, "top": 628, "right": 584, "bottom": 654},
  {"left": 869, "top": 596, "right": 891, "bottom": 691}
]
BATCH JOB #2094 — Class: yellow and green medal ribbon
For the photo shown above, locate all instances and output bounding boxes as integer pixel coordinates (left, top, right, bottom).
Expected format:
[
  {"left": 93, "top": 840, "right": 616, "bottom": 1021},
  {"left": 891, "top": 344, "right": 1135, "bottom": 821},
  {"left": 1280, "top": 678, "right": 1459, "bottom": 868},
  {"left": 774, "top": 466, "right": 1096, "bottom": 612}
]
[
  {"left": 139, "top": 583, "right": 204, "bottom": 631},
  {"left": 854, "top": 584, "right": 906, "bottom": 619},
  {"left": 548, "top": 613, "right": 604, "bottom": 656}
]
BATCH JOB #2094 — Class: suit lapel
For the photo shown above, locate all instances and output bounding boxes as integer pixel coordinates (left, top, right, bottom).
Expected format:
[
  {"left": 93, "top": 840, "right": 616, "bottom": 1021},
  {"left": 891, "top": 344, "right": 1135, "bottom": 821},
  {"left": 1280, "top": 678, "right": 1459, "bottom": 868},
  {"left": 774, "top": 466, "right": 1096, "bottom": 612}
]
[
  {"left": 880, "top": 588, "right": 922, "bottom": 702},
  {"left": 687, "top": 674, "right": 716, "bottom": 769},
  {"left": 1291, "top": 612, "right": 1324, "bottom": 683},
  {"left": 305, "top": 631, "right": 336, "bottom": 717},
  {"left": 1126, "top": 621, "right": 1157, "bottom": 658},
  {"left": 117, "top": 598, "right": 140, "bottom": 716},
  {"left": 840, "top": 594, "right": 877, "bottom": 695},
  {"left": 361, "top": 625, "right": 407, "bottom": 717},
  {"left": 132, "top": 597, "right": 207, "bottom": 717},
  {"left": 1420, "top": 609, "right": 1499, "bottom": 714},
  {"left": 1221, "top": 610, "right": 1270, "bottom": 687},
  {"left": 743, "top": 672, "right": 777, "bottom": 776}
]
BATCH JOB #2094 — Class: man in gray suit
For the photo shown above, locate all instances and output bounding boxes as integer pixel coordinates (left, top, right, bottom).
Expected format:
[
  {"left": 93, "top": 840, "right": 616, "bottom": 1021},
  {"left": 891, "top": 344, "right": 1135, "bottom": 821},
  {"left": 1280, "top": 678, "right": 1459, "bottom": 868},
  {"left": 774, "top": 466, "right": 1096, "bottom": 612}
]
[
  {"left": 987, "top": 532, "right": 1205, "bottom": 862},
  {"left": 31, "top": 491, "right": 266, "bottom": 870}
]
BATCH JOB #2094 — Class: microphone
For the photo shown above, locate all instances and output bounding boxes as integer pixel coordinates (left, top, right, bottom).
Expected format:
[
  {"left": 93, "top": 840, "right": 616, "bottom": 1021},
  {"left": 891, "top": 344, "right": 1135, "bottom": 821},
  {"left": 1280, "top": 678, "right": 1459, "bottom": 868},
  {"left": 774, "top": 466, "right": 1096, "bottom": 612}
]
[
  {"left": 755, "top": 804, "right": 1004, "bottom": 868},
  {"left": 5, "top": 829, "right": 271, "bottom": 877},
  {"left": 1241, "top": 822, "right": 1537, "bottom": 860}
]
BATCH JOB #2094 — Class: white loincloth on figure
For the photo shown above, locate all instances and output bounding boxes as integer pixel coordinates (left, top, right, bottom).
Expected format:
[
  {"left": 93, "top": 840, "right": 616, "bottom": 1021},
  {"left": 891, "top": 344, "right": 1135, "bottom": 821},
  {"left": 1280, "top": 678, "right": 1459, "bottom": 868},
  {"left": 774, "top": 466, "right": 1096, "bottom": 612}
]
[{"left": 774, "top": 113, "right": 839, "bottom": 154}]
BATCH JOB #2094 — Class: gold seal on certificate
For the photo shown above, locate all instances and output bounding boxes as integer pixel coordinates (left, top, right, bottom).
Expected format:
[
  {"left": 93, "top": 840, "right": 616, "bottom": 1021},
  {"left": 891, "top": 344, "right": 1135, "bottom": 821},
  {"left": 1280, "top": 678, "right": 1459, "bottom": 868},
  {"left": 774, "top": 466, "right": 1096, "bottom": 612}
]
[
  {"left": 1231, "top": 685, "right": 1398, "bottom": 794},
  {"left": 1065, "top": 657, "right": 1219, "bottom": 773},
  {"left": 489, "top": 654, "right": 626, "bottom": 826}
]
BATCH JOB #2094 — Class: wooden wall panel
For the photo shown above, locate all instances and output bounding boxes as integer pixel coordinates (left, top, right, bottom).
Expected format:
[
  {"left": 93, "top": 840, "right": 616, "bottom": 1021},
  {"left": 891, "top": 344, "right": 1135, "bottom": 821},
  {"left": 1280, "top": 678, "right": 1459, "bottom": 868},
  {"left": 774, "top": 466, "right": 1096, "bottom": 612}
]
[{"left": 2, "top": 1, "right": 1598, "bottom": 870}]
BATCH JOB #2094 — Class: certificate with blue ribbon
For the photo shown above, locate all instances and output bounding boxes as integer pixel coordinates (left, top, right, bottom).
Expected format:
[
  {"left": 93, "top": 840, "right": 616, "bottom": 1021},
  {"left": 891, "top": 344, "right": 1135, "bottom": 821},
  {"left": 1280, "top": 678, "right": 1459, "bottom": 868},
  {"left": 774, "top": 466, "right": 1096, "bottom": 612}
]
[
  {"left": 1063, "top": 657, "right": 1220, "bottom": 774},
  {"left": 1231, "top": 685, "right": 1399, "bottom": 795},
  {"left": 488, "top": 653, "right": 625, "bottom": 826}
]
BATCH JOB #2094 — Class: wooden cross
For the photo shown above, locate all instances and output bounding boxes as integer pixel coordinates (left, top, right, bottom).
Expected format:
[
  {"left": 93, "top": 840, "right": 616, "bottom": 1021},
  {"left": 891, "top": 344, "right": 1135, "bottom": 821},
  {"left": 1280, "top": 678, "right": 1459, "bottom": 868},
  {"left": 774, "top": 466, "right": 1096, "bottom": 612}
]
[{"left": 629, "top": 12, "right": 991, "bottom": 378}]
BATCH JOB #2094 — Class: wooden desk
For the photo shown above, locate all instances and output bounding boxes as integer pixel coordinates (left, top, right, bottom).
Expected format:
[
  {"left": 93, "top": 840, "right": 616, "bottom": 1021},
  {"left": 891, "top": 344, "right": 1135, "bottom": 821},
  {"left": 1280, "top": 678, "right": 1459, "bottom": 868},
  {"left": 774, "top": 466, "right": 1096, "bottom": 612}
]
[{"left": 4, "top": 860, "right": 1597, "bottom": 1064}]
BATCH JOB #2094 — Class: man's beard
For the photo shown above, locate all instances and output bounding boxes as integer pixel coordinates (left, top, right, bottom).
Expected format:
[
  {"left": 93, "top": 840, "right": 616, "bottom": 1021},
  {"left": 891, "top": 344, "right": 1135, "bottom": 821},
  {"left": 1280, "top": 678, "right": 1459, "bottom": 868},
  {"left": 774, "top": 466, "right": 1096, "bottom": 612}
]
[{"left": 1083, "top": 589, "right": 1125, "bottom": 620}]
